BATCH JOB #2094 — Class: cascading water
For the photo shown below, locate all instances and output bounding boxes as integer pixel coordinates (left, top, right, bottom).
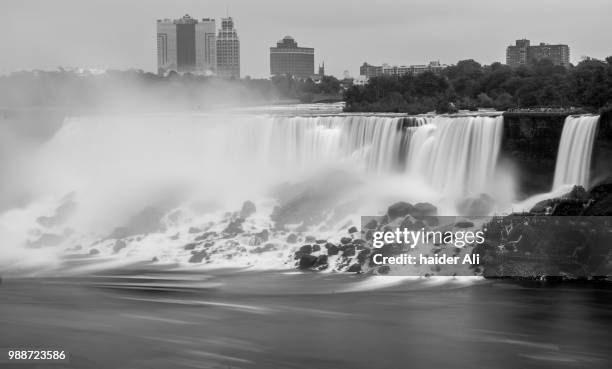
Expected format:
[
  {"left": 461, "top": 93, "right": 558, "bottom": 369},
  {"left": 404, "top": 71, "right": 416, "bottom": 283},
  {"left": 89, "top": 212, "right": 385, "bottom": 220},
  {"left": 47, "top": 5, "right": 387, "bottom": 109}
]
[
  {"left": 0, "top": 111, "right": 509, "bottom": 274},
  {"left": 552, "top": 115, "right": 599, "bottom": 190},
  {"left": 407, "top": 116, "right": 504, "bottom": 198}
]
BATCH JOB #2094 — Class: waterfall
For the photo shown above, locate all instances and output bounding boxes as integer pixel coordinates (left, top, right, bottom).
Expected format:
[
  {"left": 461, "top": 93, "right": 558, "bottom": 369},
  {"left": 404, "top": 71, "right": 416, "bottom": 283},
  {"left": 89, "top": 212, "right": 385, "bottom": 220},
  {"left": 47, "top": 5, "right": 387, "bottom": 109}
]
[
  {"left": 407, "top": 116, "right": 504, "bottom": 197},
  {"left": 552, "top": 115, "right": 599, "bottom": 190}
]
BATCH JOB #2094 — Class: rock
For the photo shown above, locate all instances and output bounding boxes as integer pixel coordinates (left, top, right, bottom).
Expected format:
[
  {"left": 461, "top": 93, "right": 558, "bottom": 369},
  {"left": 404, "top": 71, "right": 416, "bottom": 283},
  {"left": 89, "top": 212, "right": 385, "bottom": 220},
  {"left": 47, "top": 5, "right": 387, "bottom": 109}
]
[
  {"left": 341, "top": 245, "right": 356, "bottom": 257},
  {"left": 188, "top": 250, "right": 208, "bottom": 263},
  {"left": 346, "top": 264, "right": 362, "bottom": 273},
  {"left": 348, "top": 226, "right": 359, "bottom": 234},
  {"left": 89, "top": 248, "right": 100, "bottom": 255},
  {"left": 376, "top": 265, "right": 391, "bottom": 275},
  {"left": 184, "top": 243, "right": 198, "bottom": 250},
  {"left": 364, "top": 219, "right": 378, "bottom": 230},
  {"left": 195, "top": 231, "right": 217, "bottom": 241},
  {"left": 305, "top": 235, "right": 317, "bottom": 243},
  {"left": 298, "top": 254, "right": 318, "bottom": 269},
  {"left": 315, "top": 254, "right": 328, "bottom": 267},
  {"left": 312, "top": 244, "right": 321, "bottom": 252},
  {"left": 357, "top": 248, "right": 371, "bottom": 263},
  {"left": 340, "top": 237, "right": 352, "bottom": 245},
  {"left": 299, "top": 245, "right": 313, "bottom": 254},
  {"left": 325, "top": 243, "right": 339, "bottom": 256},
  {"left": 387, "top": 202, "right": 414, "bottom": 219},
  {"left": 455, "top": 221, "right": 474, "bottom": 228},
  {"left": 113, "top": 240, "right": 127, "bottom": 253},
  {"left": 315, "top": 239, "right": 327, "bottom": 244},
  {"left": 240, "top": 201, "right": 257, "bottom": 218},
  {"left": 412, "top": 202, "right": 437, "bottom": 217},
  {"left": 286, "top": 233, "right": 298, "bottom": 244},
  {"left": 223, "top": 218, "right": 244, "bottom": 235}
]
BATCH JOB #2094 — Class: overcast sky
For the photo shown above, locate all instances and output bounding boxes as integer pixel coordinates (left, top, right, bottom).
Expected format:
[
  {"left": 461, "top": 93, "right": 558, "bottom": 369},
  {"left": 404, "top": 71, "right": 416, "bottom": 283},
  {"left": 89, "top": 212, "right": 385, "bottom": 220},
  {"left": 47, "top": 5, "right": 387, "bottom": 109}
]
[{"left": 1, "top": 0, "right": 611, "bottom": 78}]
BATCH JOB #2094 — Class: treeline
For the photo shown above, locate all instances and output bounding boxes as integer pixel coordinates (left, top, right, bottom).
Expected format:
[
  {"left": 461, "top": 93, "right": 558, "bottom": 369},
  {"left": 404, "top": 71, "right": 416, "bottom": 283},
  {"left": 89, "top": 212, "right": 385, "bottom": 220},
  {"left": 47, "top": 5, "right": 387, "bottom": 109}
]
[
  {"left": 0, "top": 69, "right": 342, "bottom": 111},
  {"left": 344, "top": 57, "right": 612, "bottom": 114}
]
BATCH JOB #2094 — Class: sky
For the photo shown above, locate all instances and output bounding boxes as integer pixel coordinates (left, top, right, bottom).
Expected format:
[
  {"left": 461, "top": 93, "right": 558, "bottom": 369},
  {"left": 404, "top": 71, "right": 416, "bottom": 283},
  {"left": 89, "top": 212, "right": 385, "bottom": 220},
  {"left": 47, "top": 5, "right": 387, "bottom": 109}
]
[{"left": 0, "top": 0, "right": 611, "bottom": 78}]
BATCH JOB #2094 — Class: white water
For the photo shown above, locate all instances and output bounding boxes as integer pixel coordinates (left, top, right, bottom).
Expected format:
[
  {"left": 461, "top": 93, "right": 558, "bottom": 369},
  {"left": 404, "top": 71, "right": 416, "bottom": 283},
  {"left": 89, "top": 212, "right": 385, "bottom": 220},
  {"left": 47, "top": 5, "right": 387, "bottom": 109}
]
[
  {"left": 0, "top": 111, "right": 513, "bottom": 274},
  {"left": 553, "top": 115, "right": 599, "bottom": 190},
  {"left": 407, "top": 116, "right": 504, "bottom": 198}
]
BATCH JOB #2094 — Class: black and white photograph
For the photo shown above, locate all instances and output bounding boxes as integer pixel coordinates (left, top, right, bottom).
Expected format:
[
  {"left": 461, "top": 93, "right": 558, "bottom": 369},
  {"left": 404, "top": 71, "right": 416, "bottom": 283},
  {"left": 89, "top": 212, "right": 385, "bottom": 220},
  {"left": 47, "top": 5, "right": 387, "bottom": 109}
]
[{"left": 1, "top": 1, "right": 612, "bottom": 368}]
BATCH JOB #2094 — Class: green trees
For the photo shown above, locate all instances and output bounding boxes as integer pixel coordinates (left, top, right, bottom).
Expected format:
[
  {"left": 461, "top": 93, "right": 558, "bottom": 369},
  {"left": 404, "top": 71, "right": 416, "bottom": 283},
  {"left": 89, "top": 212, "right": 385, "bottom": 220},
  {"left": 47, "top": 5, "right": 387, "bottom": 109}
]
[{"left": 344, "top": 57, "right": 612, "bottom": 113}]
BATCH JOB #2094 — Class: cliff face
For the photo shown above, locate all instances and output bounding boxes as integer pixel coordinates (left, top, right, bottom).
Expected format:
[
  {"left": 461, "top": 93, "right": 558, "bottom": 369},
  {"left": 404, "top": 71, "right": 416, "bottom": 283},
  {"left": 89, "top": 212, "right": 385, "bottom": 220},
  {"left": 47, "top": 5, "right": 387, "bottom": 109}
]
[{"left": 500, "top": 113, "right": 612, "bottom": 198}]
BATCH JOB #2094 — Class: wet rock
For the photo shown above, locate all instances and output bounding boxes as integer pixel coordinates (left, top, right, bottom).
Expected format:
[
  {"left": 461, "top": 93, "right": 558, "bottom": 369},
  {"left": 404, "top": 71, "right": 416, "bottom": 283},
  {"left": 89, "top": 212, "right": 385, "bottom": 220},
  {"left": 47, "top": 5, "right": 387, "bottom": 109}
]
[
  {"left": 376, "top": 265, "right": 391, "bottom": 275},
  {"left": 305, "top": 235, "right": 317, "bottom": 243},
  {"left": 315, "top": 239, "right": 327, "bottom": 244},
  {"left": 223, "top": 218, "right": 244, "bottom": 235},
  {"left": 364, "top": 219, "right": 378, "bottom": 230},
  {"left": 325, "top": 243, "right": 339, "bottom": 256},
  {"left": 188, "top": 250, "right": 208, "bottom": 263},
  {"left": 315, "top": 254, "right": 328, "bottom": 266},
  {"left": 412, "top": 202, "right": 437, "bottom": 217},
  {"left": 299, "top": 245, "right": 313, "bottom": 254},
  {"left": 341, "top": 245, "right": 356, "bottom": 257},
  {"left": 298, "top": 254, "right": 318, "bottom": 269},
  {"left": 195, "top": 231, "right": 217, "bottom": 241},
  {"left": 340, "top": 237, "right": 352, "bottom": 245},
  {"left": 286, "top": 233, "right": 298, "bottom": 244},
  {"left": 89, "top": 248, "right": 100, "bottom": 255},
  {"left": 312, "top": 244, "right": 321, "bottom": 252},
  {"left": 348, "top": 226, "right": 359, "bottom": 234},
  {"left": 240, "top": 201, "right": 257, "bottom": 218},
  {"left": 113, "top": 240, "right": 127, "bottom": 253},
  {"left": 184, "top": 243, "right": 198, "bottom": 250},
  {"left": 357, "top": 248, "right": 371, "bottom": 263},
  {"left": 387, "top": 202, "right": 414, "bottom": 219},
  {"left": 346, "top": 264, "right": 362, "bottom": 273}
]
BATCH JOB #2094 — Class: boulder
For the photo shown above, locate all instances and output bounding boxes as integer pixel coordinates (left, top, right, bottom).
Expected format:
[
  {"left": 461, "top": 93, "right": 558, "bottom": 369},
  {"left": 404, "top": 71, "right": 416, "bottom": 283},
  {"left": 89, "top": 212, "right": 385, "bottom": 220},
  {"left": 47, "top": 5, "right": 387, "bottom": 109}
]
[
  {"left": 113, "top": 240, "right": 127, "bottom": 253},
  {"left": 325, "top": 243, "right": 339, "bottom": 256},
  {"left": 387, "top": 202, "right": 414, "bottom": 219},
  {"left": 364, "top": 219, "right": 378, "bottom": 230},
  {"left": 183, "top": 242, "right": 198, "bottom": 250},
  {"left": 348, "top": 226, "right": 359, "bottom": 234},
  {"left": 412, "top": 202, "right": 437, "bottom": 217},
  {"left": 346, "top": 264, "right": 362, "bottom": 273},
  {"left": 298, "top": 254, "right": 318, "bottom": 269},
  {"left": 240, "top": 201, "right": 257, "bottom": 218},
  {"left": 223, "top": 218, "right": 244, "bottom": 235},
  {"left": 286, "top": 233, "right": 298, "bottom": 244},
  {"left": 340, "top": 237, "right": 352, "bottom": 245},
  {"left": 188, "top": 250, "right": 208, "bottom": 263},
  {"left": 299, "top": 245, "right": 313, "bottom": 254}
]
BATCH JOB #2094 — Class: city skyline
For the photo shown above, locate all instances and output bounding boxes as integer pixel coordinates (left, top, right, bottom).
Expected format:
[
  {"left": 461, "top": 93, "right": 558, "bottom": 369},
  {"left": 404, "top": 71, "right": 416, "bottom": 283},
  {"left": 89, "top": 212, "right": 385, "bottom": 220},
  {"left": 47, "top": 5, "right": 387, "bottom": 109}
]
[{"left": 1, "top": 0, "right": 611, "bottom": 78}]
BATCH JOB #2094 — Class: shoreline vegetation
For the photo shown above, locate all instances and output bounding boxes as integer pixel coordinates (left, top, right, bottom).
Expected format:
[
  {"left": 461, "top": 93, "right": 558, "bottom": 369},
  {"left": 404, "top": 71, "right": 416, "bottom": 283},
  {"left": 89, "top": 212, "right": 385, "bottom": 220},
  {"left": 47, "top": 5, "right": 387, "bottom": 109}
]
[{"left": 343, "top": 57, "right": 612, "bottom": 115}]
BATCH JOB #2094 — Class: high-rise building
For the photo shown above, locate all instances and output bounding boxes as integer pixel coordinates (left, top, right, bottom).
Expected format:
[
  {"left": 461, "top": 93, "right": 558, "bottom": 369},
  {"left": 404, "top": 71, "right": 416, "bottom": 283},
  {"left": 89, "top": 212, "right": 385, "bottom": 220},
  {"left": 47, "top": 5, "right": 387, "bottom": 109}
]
[
  {"left": 216, "top": 17, "right": 240, "bottom": 78},
  {"left": 269, "top": 36, "right": 315, "bottom": 78},
  {"left": 506, "top": 39, "right": 570, "bottom": 68},
  {"left": 157, "top": 15, "right": 216, "bottom": 75}
]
